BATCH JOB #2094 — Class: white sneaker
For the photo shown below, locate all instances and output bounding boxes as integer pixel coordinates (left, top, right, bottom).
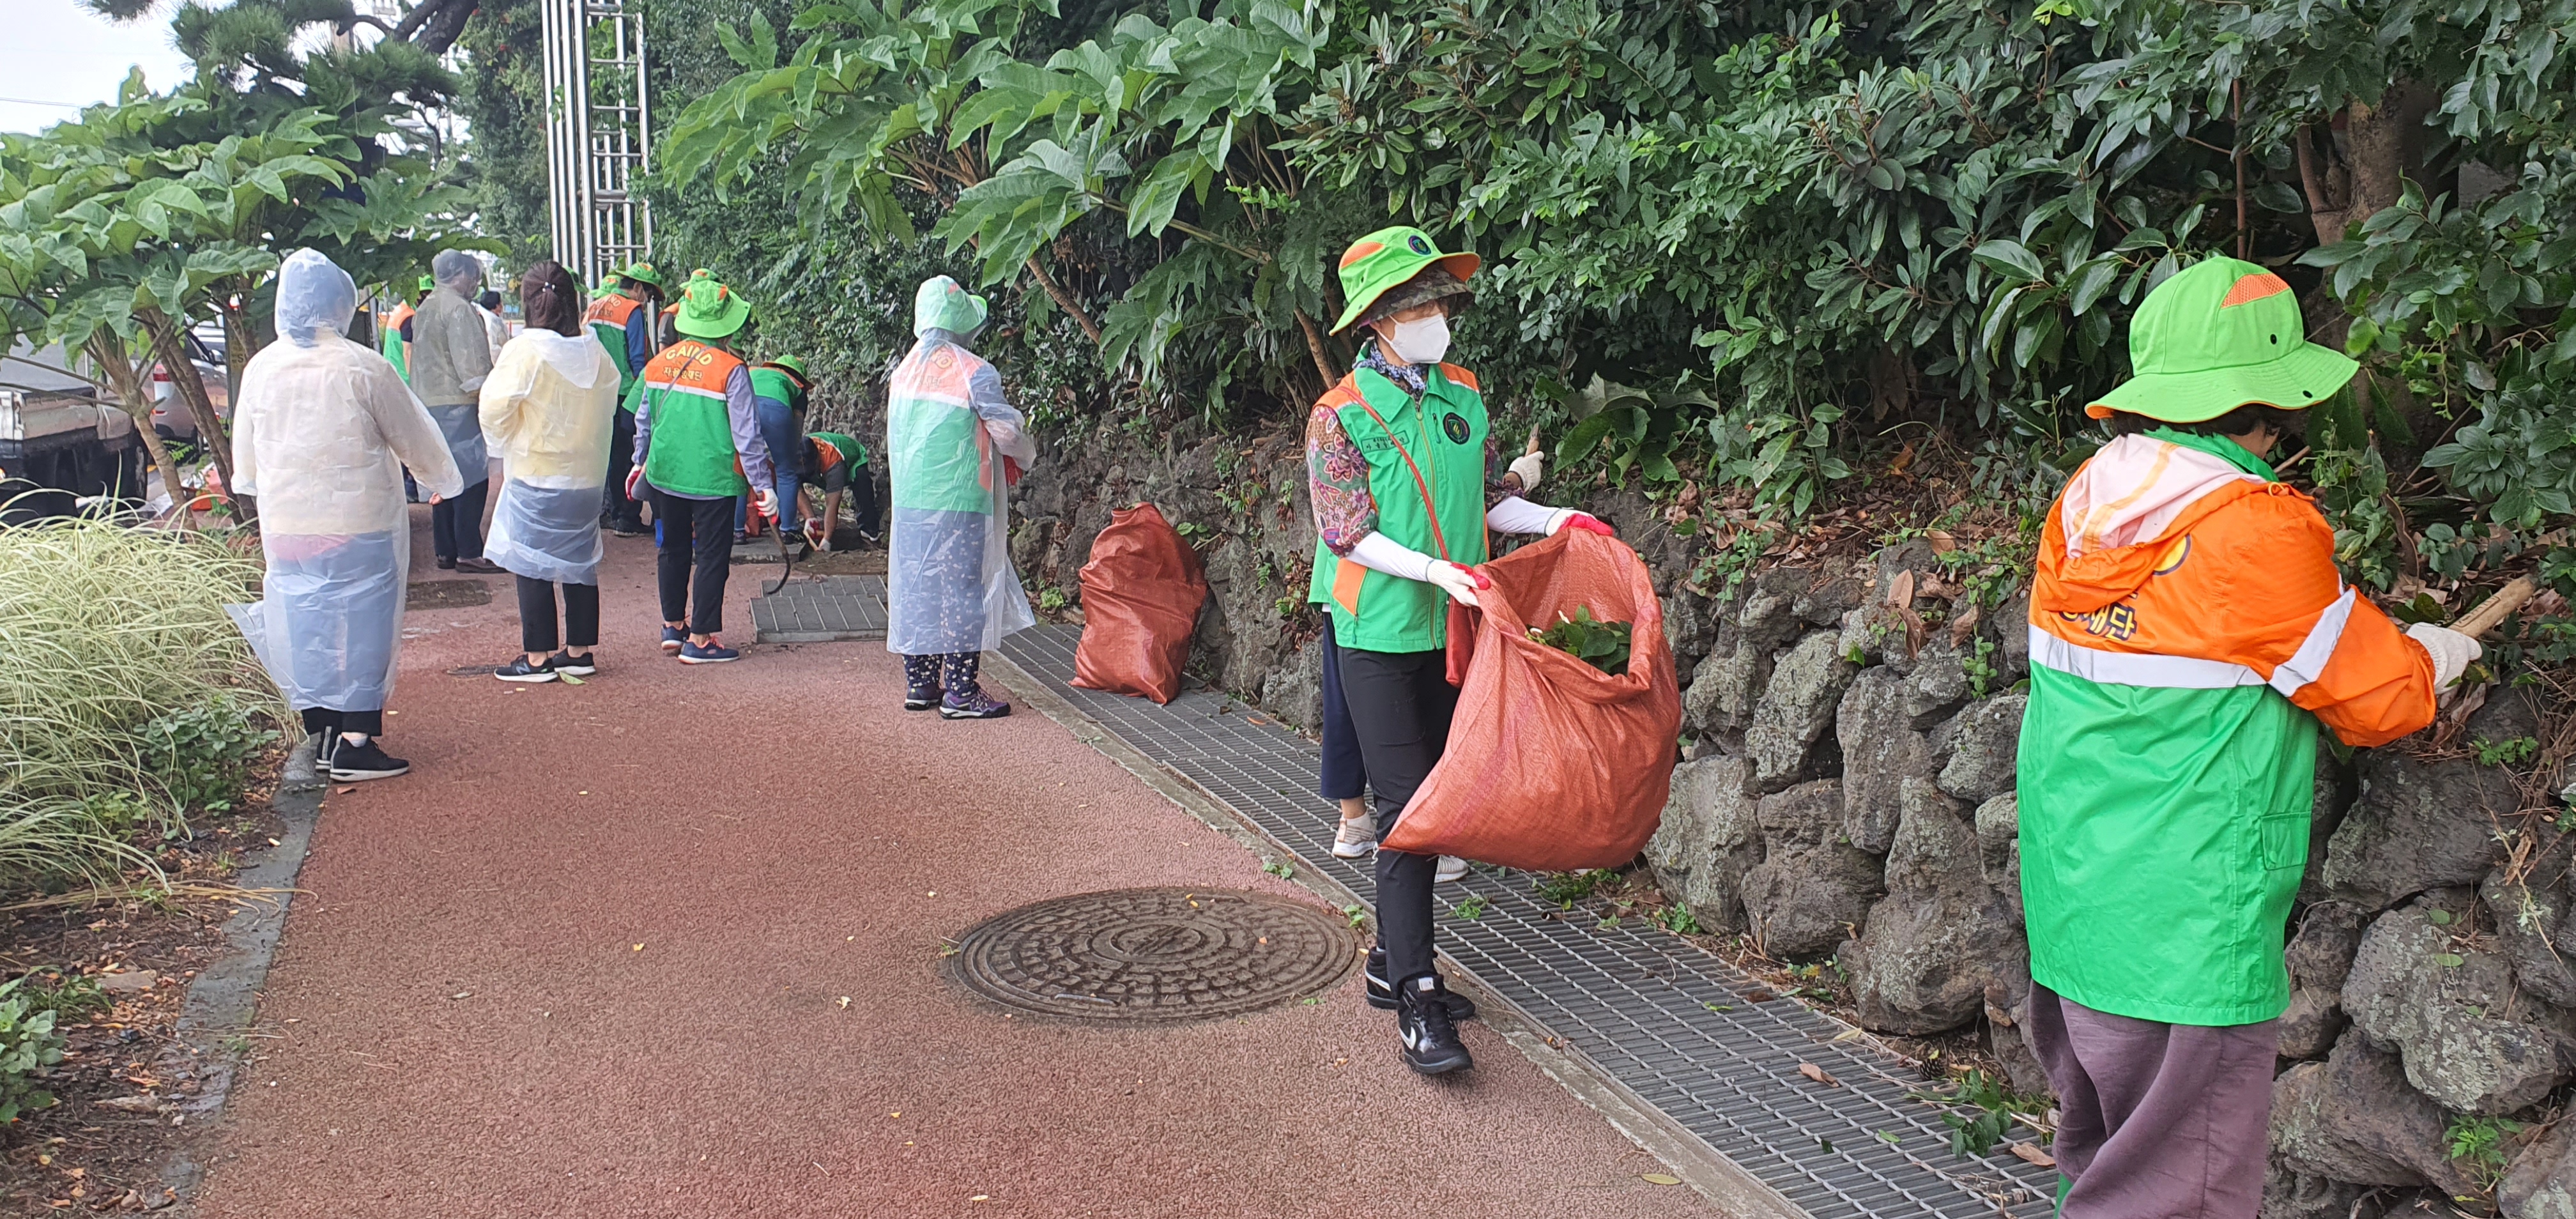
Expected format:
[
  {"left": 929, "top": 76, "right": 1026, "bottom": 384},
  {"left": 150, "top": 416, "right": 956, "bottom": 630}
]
[
  {"left": 1331, "top": 813, "right": 1377, "bottom": 859},
  {"left": 1435, "top": 855, "right": 1470, "bottom": 884}
]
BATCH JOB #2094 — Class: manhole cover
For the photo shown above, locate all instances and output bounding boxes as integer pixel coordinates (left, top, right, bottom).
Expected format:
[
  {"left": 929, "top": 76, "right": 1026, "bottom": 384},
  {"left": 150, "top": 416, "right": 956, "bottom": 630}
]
[{"left": 949, "top": 887, "right": 1356, "bottom": 1023}]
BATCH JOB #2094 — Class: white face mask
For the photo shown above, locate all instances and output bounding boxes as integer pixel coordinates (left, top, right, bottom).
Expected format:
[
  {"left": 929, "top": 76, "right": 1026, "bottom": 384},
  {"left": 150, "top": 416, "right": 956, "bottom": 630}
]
[{"left": 1381, "top": 313, "right": 1450, "bottom": 366}]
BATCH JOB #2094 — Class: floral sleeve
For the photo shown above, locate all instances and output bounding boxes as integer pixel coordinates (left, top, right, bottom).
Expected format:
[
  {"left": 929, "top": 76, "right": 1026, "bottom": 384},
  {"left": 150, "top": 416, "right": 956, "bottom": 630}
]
[
  {"left": 1307, "top": 401, "right": 1378, "bottom": 556},
  {"left": 1486, "top": 435, "right": 1525, "bottom": 507}
]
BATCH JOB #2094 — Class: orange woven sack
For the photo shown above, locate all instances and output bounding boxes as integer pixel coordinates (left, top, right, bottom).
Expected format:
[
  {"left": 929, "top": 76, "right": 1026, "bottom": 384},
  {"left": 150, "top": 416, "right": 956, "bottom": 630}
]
[
  {"left": 1071, "top": 503, "right": 1208, "bottom": 704},
  {"left": 1382, "top": 528, "right": 1682, "bottom": 870}
]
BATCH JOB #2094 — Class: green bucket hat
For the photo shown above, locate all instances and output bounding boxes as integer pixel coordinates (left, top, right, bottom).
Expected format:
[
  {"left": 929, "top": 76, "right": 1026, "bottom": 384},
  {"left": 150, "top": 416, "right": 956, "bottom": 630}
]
[
  {"left": 1330, "top": 226, "right": 1481, "bottom": 334},
  {"left": 672, "top": 268, "right": 751, "bottom": 339},
  {"left": 2088, "top": 256, "right": 2358, "bottom": 424},
  {"left": 914, "top": 275, "right": 988, "bottom": 336},
  {"left": 765, "top": 353, "right": 809, "bottom": 381},
  {"left": 617, "top": 261, "right": 664, "bottom": 289},
  {"left": 416, "top": 275, "right": 435, "bottom": 294}
]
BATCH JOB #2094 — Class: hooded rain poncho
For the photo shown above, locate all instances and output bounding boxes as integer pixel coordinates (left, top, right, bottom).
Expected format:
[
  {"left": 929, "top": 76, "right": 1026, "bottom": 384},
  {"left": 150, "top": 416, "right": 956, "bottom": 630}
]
[
  {"left": 410, "top": 249, "right": 494, "bottom": 480},
  {"left": 885, "top": 276, "right": 1036, "bottom": 656},
  {"left": 229, "top": 249, "right": 464, "bottom": 713},
  {"left": 480, "top": 329, "right": 619, "bottom": 585}
]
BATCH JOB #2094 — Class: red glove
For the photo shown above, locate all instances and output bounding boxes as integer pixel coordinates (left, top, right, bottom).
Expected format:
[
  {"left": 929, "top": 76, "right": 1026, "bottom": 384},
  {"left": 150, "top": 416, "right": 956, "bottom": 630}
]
[
  {"left": 1561, "top": 512, "right": 1615, "bottom": 537},
  {"left": 624, "top": 467, "right": 645, "bottom": 502}
]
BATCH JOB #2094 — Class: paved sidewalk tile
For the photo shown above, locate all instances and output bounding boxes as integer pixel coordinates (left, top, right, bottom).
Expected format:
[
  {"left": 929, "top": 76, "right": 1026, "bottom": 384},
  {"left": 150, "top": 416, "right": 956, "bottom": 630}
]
[{"left": 1000, "top": 624, "right": 2057, "bottom": 1219}]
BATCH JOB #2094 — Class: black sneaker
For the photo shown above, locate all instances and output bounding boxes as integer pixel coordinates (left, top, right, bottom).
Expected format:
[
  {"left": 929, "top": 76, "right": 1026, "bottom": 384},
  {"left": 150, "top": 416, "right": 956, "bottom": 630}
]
[
  {"left": 328, "top": 739, "right": 411, "bottom": 781},
  {"left": 610, "top": 520, "right": 647, "bottom": 538},
  {"left": 551, "top": 651, "right": 597, "bottom": 676},
  {"left": 1396, "top": 975, "right": 1474, "bottom": 1075},
  {"left": 903, "top": 684, "right": 940, "bottom": 711},
  {"left": 660, "top": 626, "right": 687, "bottom": 655},
  {"left": 494, "top": 655, "right": 558, "bottom": 684},
  {"left": 434, "top": 556, "right": 457, "bottom": 571},
  {"left": 1366, "top": 946, "right": 1476, "bottom": 1019},
  {"left": 939, "top": 686, "right": 1011, "bottom": 719}
]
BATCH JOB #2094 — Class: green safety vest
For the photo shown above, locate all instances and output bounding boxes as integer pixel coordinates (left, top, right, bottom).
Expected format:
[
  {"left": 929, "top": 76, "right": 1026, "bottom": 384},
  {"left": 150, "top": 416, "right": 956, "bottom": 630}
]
[
  {"left": 583, "top": 293, "right": 648, "bottom": 403},
  {"left": 749, "top": 364, "right": 808, "bottom": 415},
  {"left": 1303, "top": 364, "right": 1490, "bottom": 653},
  {"left": 888, "top": 342, "right": 999, "bottom": 516},
  {"left": 383, "top": 303, "right": 411, "bottom": 382},
  {"left": 638, "top": 340, "right": 750, "bottom": 500},
  {"left": 810, "top": 431, "right": 865, "bottom": 469}
]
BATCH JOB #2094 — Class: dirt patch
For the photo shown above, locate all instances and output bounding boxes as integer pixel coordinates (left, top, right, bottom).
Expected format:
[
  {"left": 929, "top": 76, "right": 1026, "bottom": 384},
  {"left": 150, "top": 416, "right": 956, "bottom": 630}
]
[
  {"left": 405, "top": 579, "right": 493, "bottom": 609},
  {"left": 0, "top": 797, "right": 285, "bottom": 1215}
]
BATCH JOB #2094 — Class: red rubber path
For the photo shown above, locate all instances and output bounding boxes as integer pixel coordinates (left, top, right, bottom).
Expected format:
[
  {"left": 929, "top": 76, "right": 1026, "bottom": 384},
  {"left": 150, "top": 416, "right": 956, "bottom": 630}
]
[{"left": 191, "top": 509, "right": 1716, "bottom": 1218}]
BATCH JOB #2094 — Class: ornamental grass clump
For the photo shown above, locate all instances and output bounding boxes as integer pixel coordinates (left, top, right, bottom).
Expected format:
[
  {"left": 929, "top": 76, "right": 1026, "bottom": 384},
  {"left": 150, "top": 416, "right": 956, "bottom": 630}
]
[
  {"left": 0, "top": 518, "right": 280, "bottom": 892},
  {"left": 1529, "top": 606, "right": 1633, "bottom": 676}
]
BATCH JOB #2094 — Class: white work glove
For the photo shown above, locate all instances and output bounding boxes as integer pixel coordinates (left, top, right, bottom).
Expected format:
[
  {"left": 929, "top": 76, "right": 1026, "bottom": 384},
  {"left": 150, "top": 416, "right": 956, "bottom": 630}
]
[
  {"left": 2406, "top": 623, "right": 2482, "bottom": 691},
  {"left": 753, "top": 487, "right": 780, "bottom": 522},
  {"left": 1508, "top": 450, "right": 1544, "bottom": 493},
  {"left": 1425, "top": 561, "right": 1489, "bottom": 608}
]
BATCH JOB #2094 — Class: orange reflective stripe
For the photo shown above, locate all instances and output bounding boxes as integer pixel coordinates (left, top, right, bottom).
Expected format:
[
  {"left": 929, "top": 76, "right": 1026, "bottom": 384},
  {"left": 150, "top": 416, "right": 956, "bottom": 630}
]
[
  {"left": 1437, "top": 363, "right": 1479, "bottom": 392},
  {"left": 1331, "top": 554, "right": 1367, "bottom": 615},
  {"left": 641, "top": 341, "right": 745, "bottom": 396}
]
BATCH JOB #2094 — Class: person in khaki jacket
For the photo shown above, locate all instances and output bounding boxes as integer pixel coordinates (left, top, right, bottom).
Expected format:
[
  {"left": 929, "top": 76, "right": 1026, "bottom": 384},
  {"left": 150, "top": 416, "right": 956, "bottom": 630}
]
[
  {"left": 410, "top": 250, "right": 500, "bottom": 571},
  {"left": 478, "top": 261, "right": 620, "bottom": 683}
]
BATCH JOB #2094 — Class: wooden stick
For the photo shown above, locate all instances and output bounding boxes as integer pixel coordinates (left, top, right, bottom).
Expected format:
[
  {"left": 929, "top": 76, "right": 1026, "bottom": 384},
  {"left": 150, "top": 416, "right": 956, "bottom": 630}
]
[{"left": 2454, "top": 576, "right": 2540, "bottom": 638}]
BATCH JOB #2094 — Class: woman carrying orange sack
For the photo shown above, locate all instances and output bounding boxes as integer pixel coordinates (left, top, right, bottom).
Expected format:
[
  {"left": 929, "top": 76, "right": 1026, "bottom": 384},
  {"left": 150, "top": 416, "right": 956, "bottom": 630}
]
[{"left": 1303, "top": 226, "right": 1611, "bottom": 1075}]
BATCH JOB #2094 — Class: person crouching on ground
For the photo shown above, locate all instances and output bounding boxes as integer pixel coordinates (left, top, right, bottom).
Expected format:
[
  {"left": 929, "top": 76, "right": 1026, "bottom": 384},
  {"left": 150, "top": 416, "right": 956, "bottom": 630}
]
[
  {"left": 1305, "top": 226, "right": 1613, "bottom": 1075},
  {"left": 233, "top": 249, "right": 464, "bottom": 782},
  {"left": 2020, "top": 255, "right": 2482, "bottom": 1218},
  {"left": 625, "top": 269, "right": 779, "bottom": 665},
  {"left": 801, "top": 426, "right": 878, "bottom": 550},
  {"left": 885, "top": 276, "right": 1038, "bottom": 719},
  {"left": 737, "top": 352, "right": 812, "bottom": 545},
  {"left": 480, "top": 260, "right": 620, "bottom": 684},
  {"left": 411, "top": 250, "right": 503, "bottom": 573}
]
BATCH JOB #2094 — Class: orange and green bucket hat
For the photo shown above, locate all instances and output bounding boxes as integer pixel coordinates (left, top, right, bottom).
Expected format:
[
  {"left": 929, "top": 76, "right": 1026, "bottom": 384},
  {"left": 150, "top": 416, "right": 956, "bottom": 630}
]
[
  {"left": 2088, "top": 256, "right": 2358, "bottom": 424},
  {"left": 672, "top": 268, "right": 751, "bottom": 339},
  {"left": 1330, "top": 226, "right": 1480, "bottom": 334}
]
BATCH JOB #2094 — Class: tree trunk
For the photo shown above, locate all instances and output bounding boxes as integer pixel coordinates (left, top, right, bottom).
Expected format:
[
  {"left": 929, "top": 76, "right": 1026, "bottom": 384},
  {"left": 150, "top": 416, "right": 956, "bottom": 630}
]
[
  {"left": 2295, "top": 83, "right": 2435, "bottom": 245},
  {"left": 1021, "top": 255, "right": 1101, "bottom": 343},
  {"left": 1294, "top": 309, "right": 1337, "bottom": 389},
  {"left": 84, "top": 334, "right": 194, "bottom": 525},
  {"left": 139, "top": 308, "right": 243, "bottom": 518}
]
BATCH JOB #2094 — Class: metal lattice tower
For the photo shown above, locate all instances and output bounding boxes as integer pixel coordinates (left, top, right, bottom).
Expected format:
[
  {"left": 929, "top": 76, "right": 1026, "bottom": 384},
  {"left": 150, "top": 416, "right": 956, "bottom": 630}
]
[{"left": 540, "top": 0, "right": 652, "bottom": 288}]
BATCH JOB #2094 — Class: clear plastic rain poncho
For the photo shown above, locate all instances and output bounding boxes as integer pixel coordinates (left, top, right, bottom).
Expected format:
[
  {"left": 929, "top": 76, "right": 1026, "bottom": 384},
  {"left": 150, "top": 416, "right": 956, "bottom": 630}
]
[
  {"left": 227, "top": 249, "right": 464, "bottom": 713},
  {"left": 412, "top": 249, "right": 493, "bottom": 481},
  {"left": 479, "top": 329, "right": 618, "bottom": 585},
  {"left": 885, "top": 276, "right": 1038, "bottom": 656}
]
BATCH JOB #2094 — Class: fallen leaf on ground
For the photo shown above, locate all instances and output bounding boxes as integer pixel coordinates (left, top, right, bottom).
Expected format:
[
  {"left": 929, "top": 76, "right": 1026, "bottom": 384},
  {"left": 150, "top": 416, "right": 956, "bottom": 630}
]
[
  {"left": 334, "top": 786, "right": 355, "bottom": 794},
  {"left": 1797, "top": 1062, "right": 1840, "bottom": 1087},
  {"left": 1640, "top": 1174, "right": 1682, "bottom": 1186},
  {"left": 447, "top": 992, "right": 471, "bottom": 1000},
  {"left": 2009, "top": 1142, "right": 2055, "bottom": 1168},
  {"left": 96, "top": 1096, "right": 161, "bottom": 1113},
  {"left": 1926, "top": 528, "right": 1957, "bottom": 553}
]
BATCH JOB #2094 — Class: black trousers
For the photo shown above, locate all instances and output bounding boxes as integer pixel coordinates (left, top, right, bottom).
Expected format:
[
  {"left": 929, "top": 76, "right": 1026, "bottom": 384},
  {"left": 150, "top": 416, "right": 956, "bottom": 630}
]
[
  {"left": 1337, "top": 645, "right": 1458, "bottom": 987},
  {"left": 300, "top": 707, "right": 385, "bottom": 738},
  {"left": 654, "top": 491, "right": 736, "bottom": 634},
  {"left": 849, "top": 460, "right": 880, "bottom": 535},
  {"left": 516, "top": 575, "right": 600, "bottom": 654},
  {"left": 431, "top": 479, "right": 489, "bottom": 560},
  {"left": 601, "top": 409, "right": 642, "bottom": 528}
]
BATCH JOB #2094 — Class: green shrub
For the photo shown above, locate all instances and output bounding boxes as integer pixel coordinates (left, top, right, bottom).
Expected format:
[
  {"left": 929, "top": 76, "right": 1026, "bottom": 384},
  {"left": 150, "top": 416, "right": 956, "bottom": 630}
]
[
  {"left": 139, "top": 694, "right": 276, "bottom": 816},
  {"left": 0, "top": 518, "right": 279, "bottom": 891},
  {"left": 0, "top": 977, "right": 66, "bottom": 1122}
]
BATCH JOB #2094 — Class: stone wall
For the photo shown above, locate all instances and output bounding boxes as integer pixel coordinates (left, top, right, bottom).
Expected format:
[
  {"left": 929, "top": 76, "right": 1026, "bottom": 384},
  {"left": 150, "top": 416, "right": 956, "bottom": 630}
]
[
  {"left": 1639, "top": 550, "right": 2566, "bottom": 1219},
  {"left": 1005, "top": 424, "right": 2566, "bottom": 1217}
]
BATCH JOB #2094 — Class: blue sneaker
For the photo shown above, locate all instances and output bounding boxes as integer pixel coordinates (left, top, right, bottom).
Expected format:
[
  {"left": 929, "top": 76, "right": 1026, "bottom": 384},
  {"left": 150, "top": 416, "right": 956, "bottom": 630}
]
[
  {"left": 660, "top": 625, "right": 687, "bottom": 655},
  {"left": 678, "top": 637, "right": 739, "bottom": 664}
]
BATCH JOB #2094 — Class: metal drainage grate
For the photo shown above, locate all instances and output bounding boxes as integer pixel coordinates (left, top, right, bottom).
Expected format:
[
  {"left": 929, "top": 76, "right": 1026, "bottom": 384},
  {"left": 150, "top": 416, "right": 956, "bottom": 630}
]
[
  {"left": 948, "top": 887, "right": 1356, "bottom": 1023},
  {"left": 751, "top": 574, "right": 889, "bottom": 642},
  {"left": 996, "top": 624, "right": 2055, "bottom": 1219}
]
